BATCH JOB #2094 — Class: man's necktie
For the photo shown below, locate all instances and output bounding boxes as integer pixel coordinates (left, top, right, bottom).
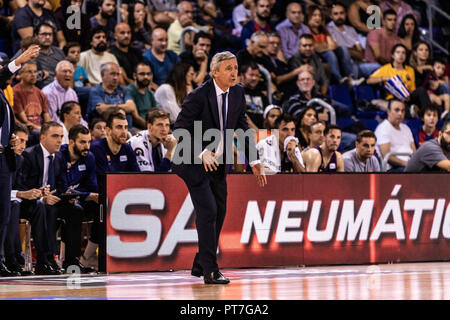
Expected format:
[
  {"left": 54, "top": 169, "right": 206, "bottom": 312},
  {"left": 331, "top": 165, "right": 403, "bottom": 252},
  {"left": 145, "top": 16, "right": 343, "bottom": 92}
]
[
  {"left": 221, "top": 92, "right": 228, "bottom": 161},
  {"left": 48, "top": 155, "right": 55, "bottom": 190}
]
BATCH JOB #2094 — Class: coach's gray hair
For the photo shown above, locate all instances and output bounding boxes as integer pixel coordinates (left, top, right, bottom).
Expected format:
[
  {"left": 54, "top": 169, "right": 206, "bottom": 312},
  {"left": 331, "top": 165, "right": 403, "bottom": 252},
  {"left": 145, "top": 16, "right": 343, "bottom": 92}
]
[
  {"left": 100, "top": 62, "right": 119, "bottom": 76},
  {"left": 210, "top": 51, "right": 236, "bottom": 72}
]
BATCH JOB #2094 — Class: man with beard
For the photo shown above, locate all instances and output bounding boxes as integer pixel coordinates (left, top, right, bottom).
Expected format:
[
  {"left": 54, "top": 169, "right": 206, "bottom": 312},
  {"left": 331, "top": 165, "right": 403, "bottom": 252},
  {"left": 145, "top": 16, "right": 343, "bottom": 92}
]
[
  {"left": 35, "top": 23, "right": 67, "bottom": 89},
  {"left": 79, "top": 26, "right": 119, "bottom": 86},
  {"left": 109, "top": 23, "right": 143, "bottom": 86},
  {"left": 90, "top": 110, "right": 140, "bottom": 174},
  {"left": 303, "top": 124, "right": 345, "bottom": 172},
  {"left": 128, "top": 109, "right": 177, "bottom": 172},
  {"left": 11, "top": 0, "right": 66, "bottom": 54},
  {"left": 179, "top": 31, "right": 212, "bottom": 86},
  {"left": 405, "top": 120, "right": 450, "bottom": 172},
  {"left": 90, "top": 0, "right": 117, "bottom": 47},
  {"left": 327, "top": 3, "right": 380, "bottom": 78},
  {"left": 240, "top": 0, "right": 272, "bottom": 48},
  {"left": 59, "top": 124, "right": 99, "bottom": 270},
  {"left": 127, "top": 62, "right": 157, "bottom": 126}
]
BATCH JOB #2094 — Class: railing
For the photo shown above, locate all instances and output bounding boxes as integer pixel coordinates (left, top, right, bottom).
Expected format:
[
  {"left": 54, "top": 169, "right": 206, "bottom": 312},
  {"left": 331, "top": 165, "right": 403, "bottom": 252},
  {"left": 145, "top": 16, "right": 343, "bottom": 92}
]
[
  {"left": 382, "top": 152, "right": 413, "bottom": 172},
  {"left": 426, "top": 1, "right": 449, "bottom": 56},
  {"left": 307, "top": 98, "right": 337, "bottom": 125}
]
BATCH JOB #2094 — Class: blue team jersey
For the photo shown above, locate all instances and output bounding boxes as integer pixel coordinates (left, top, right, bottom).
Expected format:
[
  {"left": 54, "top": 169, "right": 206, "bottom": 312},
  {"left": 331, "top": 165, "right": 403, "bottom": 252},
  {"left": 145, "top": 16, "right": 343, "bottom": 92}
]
[{"left": 90, "top": 137, "right": 140, "bottom": 174}]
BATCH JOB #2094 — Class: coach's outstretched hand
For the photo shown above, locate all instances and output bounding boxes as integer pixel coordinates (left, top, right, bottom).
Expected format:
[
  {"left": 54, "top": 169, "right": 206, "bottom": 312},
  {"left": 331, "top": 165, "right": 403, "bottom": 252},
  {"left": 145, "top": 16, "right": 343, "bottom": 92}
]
[{"left": 251, "top": 163, "right": 267, "bottom": 187}]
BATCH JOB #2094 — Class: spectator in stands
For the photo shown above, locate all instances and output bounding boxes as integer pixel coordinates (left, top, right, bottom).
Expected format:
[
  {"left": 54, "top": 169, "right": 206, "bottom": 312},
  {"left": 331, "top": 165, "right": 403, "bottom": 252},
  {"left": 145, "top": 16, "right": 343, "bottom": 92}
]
[
  {"left": 327, "top": 2, "right": 380, "bottom": 79},
  {"left": 128, "top": 109, "right": 177, "bottom": 172},
  {"left": 232, "top": 0, "right": 254, "bottom": 36},
  {"left": 6, "top": 123, "right": 35, "bottom": 276},
  {"left": 87, "top": 62, "right": 144, "bottom": 129},
  {"left": 236, "top": 31, "right": 273, "bottom": 75},
  {"left": 42, "top": 60, "right": 81, "bottom": 124},
  {"left": 348, "top": 0, "right": 377, "bottom": 36},
  {"left": 302, "top": 124, "right": 345, "bottom": 172},
  {"left": 240, "top": 0, "right": 272, "bottom": 48},
  {"left": 142, "top": 27, "right": 179, "bottom": 86},
  {"left": 302, "top": 120, "right": 326, "bottom": 154},
  {"left": 89, "top": 117, "right": 107, "bottom": 141},
  {"left": 155, "top": 62, "right": 195, "bottom": 123},
  {"left": 256, "top": 113, "right": 305, "bottom": 173},
  {"left": 265, "top": 32, "right": 301, "bottom": 103},
  {"left": 64, "top": 42, "right": 91, "bottom": 88},
  {"left": 13, "top": 62, "right": 51, "bottom": 135},
  {"left": 405, "top": 119, "right": 450, "bottom": 172},
  {"left": 89, "top": 0, "right": 117, "bottom": 47},
  {"left": 379, "top": 0, "right": 416, "bottom": 33},
  {"left": 54, "top": 0, "right": 91, "bottom": 51},
  {"left": 11, "top": 0, "right": 65, "bottom": 53},
  {"left": 126, "top": 0, "right": 152, "bottom": 53},
  {"left": 295, "top": 106, "right": 318, "bottom": 151},
  {"left": 275, "top": 2, "right": 310, "bottom": 60},
  {"left": 409, "top": 40, "right": 433, "bottom": 89},
  {"left": 127, "top": 62, "right": 157, "bottom": 127},
  {"left": 397, "top": 14, "right": 420, "bottom": 53},
  {"left": 343, "top": 129, "right": 380, "bottom": 172},
  {"left": 59, "top": 124, "right": 99, "bottom": 270},
  {"left": 263, "top": 104, "right": 282, "bottom": 130},
  {"left": 288, "top": 33, "right": 329, "bottom": 95},
  {"left": 146, "top": 0, "right": 177, "bottom": 28},
  {"left": 375, "top": 99, "right": 416, "bottom": 172},
  {"left": 35, "top": 22, "right": 66, "bottom": 88},
  {"left": 79, "top": 26, "right": 119, "bottom": 86},
  {"left": 90, "top": 111, "right": 140, "bottom": 174},
  {"left": 424, "top": 58, "right": 450, "bottom": 119},
  {"left": 367, "top": 43, "right": 431, "bottom": 117},
  {"left": 413, "top": 104, "right": 440, "bottom": 148},
  {"left": 179, "top": 31, "right": 212, "bottom": 87},
  {"left": 241, "top": 62, "right": 269, "bottom": 129},
  {"left": 365, "top": 9, "right": 401, "bottom": 65},
  {"left": 59, "top": 101, "right": 83, "bottom": 145},
  {"left": 109, "top": 23, "right": 143, "bottom": 86},
  {"left": 305, "top": 4, "right": 357, "bottom": 86}
]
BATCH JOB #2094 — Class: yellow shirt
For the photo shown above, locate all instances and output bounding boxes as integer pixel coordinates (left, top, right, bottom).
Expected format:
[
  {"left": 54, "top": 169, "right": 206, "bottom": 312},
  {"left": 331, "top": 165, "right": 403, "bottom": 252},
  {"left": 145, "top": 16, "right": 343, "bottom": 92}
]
[
  {"left": 3, "top": 85, "right": 13, "bottom": 107},
  {"left": 370, "top": 63, "right": 416, "bottom": 100}
]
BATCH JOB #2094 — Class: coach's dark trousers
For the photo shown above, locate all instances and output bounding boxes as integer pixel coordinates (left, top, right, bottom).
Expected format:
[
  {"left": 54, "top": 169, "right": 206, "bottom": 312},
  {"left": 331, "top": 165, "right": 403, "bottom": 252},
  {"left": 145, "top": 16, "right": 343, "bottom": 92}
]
[{"left": 173, "top": 164, "right": 228, "bottom": 275}]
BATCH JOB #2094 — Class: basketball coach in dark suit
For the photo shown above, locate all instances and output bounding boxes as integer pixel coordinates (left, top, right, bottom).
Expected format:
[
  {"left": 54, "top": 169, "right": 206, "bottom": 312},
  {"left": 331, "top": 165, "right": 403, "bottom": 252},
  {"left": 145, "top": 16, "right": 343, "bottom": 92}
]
[
  {"left": 0, "top": 45, "right": 40, "bottom": 276},
  {"left": 173, "top": 51, "right": 267, "bottom": 284}
]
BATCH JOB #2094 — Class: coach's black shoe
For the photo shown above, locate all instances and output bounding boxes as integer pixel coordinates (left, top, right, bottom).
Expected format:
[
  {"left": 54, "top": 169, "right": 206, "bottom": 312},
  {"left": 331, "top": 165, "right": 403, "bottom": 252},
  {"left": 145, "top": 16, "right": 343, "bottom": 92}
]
[
  {"left": 191, "top": 264, "right": 203, "bottom": 277},
  {"left": 0, "top": 262, "right": 20, "bottom": 277},
  {"left": 204, "top": 271, "right": 230, "bottom": 284}
]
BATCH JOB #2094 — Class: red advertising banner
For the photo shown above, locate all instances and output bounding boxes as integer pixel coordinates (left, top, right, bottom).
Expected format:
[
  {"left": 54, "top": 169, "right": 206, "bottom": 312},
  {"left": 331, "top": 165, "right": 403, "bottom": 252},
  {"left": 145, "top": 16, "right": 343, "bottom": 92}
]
[{"left": 105, "top": 174, "right": 450, "bottom": 273}]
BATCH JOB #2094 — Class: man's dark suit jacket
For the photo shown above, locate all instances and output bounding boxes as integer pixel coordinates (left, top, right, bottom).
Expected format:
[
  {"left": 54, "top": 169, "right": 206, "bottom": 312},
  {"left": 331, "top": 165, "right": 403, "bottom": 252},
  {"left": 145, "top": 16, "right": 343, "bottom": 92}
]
[
  {"left": 173, "top": 78, "right": 257, "bottom": 172},
  {"left": 17, "top": 144, "right": 67, "bottom": 194},
  {"left": 0, "top": 65, "right": 16, "bottom": 171}
]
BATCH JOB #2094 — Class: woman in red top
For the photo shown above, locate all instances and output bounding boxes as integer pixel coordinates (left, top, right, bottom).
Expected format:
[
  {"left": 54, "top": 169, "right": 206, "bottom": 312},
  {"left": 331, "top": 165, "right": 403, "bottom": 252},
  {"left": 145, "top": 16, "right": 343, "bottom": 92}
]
[{"left": 305, "top": 5, "right": 359, "bottom": 86}]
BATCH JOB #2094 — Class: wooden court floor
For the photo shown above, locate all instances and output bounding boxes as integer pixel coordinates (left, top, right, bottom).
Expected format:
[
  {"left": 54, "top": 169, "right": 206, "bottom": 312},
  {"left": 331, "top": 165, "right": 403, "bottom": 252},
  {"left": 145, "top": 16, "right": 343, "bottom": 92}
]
[{"left": 1, "top": 261, "right": 450, "bottom": 300}]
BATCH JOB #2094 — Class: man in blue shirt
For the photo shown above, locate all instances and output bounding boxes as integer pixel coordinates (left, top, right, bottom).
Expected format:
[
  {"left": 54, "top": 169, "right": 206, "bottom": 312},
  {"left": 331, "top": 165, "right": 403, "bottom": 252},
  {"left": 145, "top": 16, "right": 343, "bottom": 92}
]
[
  {"left": 142, "top": 28, "right": 179, "bottom": 86},
  {"left": 59, "top": 124, "right": 99, "bottom": 271},
  {"left": 91, "top": 110, "right": 140, "bottom": 174},
  {"left": 86, "top": 62, "right": 143, "bottom": 129}
]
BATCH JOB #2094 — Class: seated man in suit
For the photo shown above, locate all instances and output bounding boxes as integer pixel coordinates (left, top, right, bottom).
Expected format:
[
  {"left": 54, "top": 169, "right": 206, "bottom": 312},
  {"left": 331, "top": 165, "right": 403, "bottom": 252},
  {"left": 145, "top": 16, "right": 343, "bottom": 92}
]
[{"left": 17, "top": 121, "right": 93, "bottom": 275}]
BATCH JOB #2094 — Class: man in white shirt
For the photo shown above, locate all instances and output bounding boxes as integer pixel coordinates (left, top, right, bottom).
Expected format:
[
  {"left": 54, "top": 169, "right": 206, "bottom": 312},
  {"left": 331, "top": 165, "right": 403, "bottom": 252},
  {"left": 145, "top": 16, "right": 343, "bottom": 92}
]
[
  {"left": 128, "top": 109, "right": 177, "bottom": 172},
  {"left": 257, "top": 113, "right": 305, "bottom": 173},
  {"left": 375, "top": 99, "right": 416, "bottom": 172}
]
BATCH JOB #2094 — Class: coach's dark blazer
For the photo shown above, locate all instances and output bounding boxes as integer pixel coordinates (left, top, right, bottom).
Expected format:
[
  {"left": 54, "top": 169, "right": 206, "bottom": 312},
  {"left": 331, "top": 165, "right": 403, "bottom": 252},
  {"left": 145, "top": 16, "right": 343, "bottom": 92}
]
[
  {"left": 173, "top": 78, "right": 257, "bottom": 172},
  {"left": 17, "top": 144, "right": 67, "bottom": 194},
  {"left": 0, "top": 66, "right": 16, "bottom": 171}
]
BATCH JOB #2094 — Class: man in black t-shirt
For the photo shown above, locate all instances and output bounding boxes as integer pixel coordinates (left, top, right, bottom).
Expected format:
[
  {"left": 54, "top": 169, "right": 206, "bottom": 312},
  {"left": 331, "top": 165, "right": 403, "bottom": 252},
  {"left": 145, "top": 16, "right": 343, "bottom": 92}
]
[
  {"left": 109, "top": 23, "right": 143, "bottom": 86},
  {"left": 11, "top": 0, "right": 65, "bottom": 54}
]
